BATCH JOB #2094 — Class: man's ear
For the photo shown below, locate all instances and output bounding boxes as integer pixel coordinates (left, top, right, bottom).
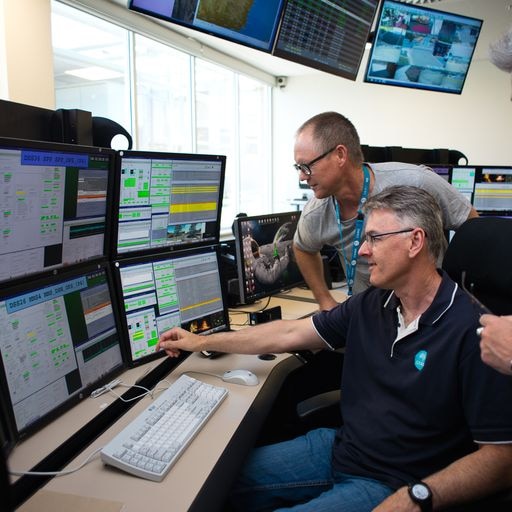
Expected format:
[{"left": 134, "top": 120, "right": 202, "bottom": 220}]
[
  {"left": 334, "top": 144, "right": 348, "bottom": 167},
  {"left": 408, "top": 228, "right": 426, "bottom": 258}
]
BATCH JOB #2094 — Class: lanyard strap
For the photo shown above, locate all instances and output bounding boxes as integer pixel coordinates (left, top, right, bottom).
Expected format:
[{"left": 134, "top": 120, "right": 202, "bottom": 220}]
[{"left": 334, "top": 164, "right": 370, "bottom": 296}]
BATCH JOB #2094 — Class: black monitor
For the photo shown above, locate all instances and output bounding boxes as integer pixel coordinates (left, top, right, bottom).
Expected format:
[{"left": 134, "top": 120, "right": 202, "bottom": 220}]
[
  {"left": 364, "top": 0, "right": 483, "bottom": 94},
  {"left": 0, "top": 137, "right": 115, "bottom": 284},
  {"left": 113, "top": 150, "right": 226, "bottom": 258},
  {"left": 473, "top": 166, "right": 512, "bottom": 216},
  {"left": 273, "top": 0, "right": 379, "bottom": 80},
  {"left": 112, "top": 245, "right": 230, "bottom": 366},
  {"left": 0, "top": 263, "right": 125, "bottom": 440},
  {"left": 129, "top": 0, "right": 286, "bottom": 53},
  {"left": 233, "top": 211, "right": 304, "bottom": 305}
]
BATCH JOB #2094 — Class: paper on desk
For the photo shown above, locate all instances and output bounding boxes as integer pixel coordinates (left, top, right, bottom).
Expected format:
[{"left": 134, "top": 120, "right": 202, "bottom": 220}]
[{"left": 17, "top": 489, "right": 126, "bottom": 512}]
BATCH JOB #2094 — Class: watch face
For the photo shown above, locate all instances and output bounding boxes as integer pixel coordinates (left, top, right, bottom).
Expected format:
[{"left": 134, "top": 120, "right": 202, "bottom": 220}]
[{"left": 412, "top": 483, "right": 430, "bottom": 500}]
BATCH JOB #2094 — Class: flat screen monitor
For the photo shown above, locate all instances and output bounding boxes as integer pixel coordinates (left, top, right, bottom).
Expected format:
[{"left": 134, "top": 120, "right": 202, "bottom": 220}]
[
  {"left": 0, "top": 138, "right": 115, "bottom": 284},
  {"left": 112, "top": 245, "right": 229, "bottom": 366},
  {"left": 233, "top": 211, "right": 304, "bottom": 305},
  {"left": 114, "top": 150, "right": 225, "bottom": 258},
  {"left": 273, "top": 0, "right": 379, "bottom": 80},
  {"left": 129, "top": 0, "right": 285, "bottom": 53},
  {"left": 449, "top": 166, "right": 476, "bottom": 203},
  {"left": 0, "top": 263, "right": 125, "bottom": 440},
  {"left": 364, "top": 0, "right": 483, "bottom": 94},
  {"left": 473, "top": 166, "right": 512, "bottom": 215}
]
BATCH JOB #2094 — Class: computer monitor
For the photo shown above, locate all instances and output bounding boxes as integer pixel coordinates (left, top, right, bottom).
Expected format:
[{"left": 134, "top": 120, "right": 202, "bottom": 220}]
[
  {"left": 0, "top": 263, "right": 125, "bottom": 440},
  {"left": 233, "top": 211, "right": 304, "bottom": 305},
  {"left": 273, "top": 0, "right": 379, "bottom": 80},
  {"left": 129, "top": 0, "right": 286, "bottom": 53},
  {"left": 112, "top": 245, "right": 230, "bottom": 366},
  {"left": 113, "top": 150, "right": 226, "bottom": 258},
  {"left": 0, "top": 137, "right": 115, "bottom": 284},
  {"left": 449, "top": 166, "right": 476, "bottom": 203},
  {"left": 364, "top": 0, "right": 483, "bottom": 94},
  {"left": 473, "top": 166, "right": 512, "bottom": 216}
]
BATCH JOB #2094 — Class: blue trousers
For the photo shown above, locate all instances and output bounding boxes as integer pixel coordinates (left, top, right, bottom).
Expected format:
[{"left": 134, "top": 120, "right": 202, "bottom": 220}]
[{"left": 230, "top": 428, "right": 394, "bottom": 512}]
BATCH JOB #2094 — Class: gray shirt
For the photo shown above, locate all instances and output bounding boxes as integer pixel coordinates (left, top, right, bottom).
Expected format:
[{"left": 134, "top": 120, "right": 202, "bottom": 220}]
[{"left": 294, "top": 162, "right": 472, "bottom": 294}]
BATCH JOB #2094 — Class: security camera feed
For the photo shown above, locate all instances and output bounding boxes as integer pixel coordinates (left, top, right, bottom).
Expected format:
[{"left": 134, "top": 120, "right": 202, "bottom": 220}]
[
  {"left": 129, "top": 0, "right": 286, "bottom": 52},
  {"left": 233, "top": 211, "right": 304, "bottom": 304},
  {"left": 365, "top": 0, "right": 483, "bottom": 94},
  {"left": 0, "top": 138, "right": 114, "bottom": 284}
]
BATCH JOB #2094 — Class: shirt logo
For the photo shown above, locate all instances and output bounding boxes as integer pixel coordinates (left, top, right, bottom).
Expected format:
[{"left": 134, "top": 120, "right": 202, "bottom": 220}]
[{"left": 414, "top": 350, "right": 428, "bottom": 371}]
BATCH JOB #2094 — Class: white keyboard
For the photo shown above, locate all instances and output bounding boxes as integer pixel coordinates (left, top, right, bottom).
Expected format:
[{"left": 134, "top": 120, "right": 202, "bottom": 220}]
[{"left": 100, "top": 374, "right": 228, "bottom": 481}]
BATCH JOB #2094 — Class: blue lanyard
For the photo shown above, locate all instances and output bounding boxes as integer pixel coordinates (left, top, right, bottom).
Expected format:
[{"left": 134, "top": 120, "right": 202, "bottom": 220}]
[{"left": 334, "top": 165, "right": 370, "bottom": 296}]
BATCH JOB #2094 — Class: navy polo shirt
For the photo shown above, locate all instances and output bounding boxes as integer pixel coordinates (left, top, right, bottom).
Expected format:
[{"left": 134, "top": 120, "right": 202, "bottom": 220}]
[{"left": 312, "top": 270, "right": 512, "bottom": 490}]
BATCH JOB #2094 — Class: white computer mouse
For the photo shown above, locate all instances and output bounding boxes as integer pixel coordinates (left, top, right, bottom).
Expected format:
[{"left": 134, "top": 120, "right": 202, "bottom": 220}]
[{"left": 221, "top": 369, "right": 259, "bottom": 386}]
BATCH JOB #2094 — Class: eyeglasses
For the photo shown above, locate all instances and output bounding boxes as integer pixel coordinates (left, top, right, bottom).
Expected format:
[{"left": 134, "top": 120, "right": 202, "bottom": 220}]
[
  {"left": 293, "top": 145, "right": 337, "bottom": 176},
  {"left": 362, "top": 227, "right": 415, "bottom": 247}
]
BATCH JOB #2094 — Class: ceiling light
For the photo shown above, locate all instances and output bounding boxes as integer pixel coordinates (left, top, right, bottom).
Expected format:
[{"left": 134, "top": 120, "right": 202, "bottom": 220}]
[{"left": 64, "top": 66, "right": 123, "bottom": 81}]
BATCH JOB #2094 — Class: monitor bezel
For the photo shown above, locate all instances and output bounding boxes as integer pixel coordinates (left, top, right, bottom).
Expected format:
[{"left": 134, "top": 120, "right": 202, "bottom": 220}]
[
  {"left": 128, "top": 0, "right": 286, "bottom": 53},
  {"left": 0, "top": 136, "right": 116, "bottom": 286},
  {"left": 233, "top": 210, "right": 304, "bottom": 305},
  {"left": 0, "top": 261, "right": 126, "bottom": 441},
  {"left": 111, "top": 244, "right": 231, "bottom": 367},
  {"left": 112, "top": 149, "right": 226, "bottom": 260},
  {"left": 363, "top": 0, "right": 483, "bottom": 94},
  {"left": 272, "top": 0, "right": 379, "bottom": 81}
]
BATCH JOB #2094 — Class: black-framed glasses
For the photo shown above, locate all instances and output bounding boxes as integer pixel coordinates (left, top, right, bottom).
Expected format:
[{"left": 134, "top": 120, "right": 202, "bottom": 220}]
[
  {"left": 293, "top": 145, "right": 337, "bottom": 176},
  {"left": 363, "top": 227, "right": 415, "bottom": 247}
]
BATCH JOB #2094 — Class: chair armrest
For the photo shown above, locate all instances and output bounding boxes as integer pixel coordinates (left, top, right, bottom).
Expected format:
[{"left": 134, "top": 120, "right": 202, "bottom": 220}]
[{"left": 296, "top": 390, "right": 341, "bottom": 420}]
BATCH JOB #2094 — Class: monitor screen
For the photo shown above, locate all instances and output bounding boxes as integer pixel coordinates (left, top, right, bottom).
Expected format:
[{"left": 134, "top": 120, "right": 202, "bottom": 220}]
[
  {"left": 473, "top": 166, "right": 512, "bottom": 214},
  {"left": 449, "top": 166, "right": 475, "bottom": 203},
  {"left": 233, "top": 211, "right": 304, "bottom": 304},
  {"left": 113, "top": 246, "right": 229, "bottom": 365},
  {"left": 0, "top": 263, "right": 125, "bottom": 439},
  {"left": 129, "top": 0, "right": 285, "bottom": 52},
  {"left": 114, "top": 150, "right": 225, "bottom": 258},
  {"left": 427, "top": 164, "right": 451, "bottom": 182},
  {"left": 0, "top": 138, "right": 115, "bottom": 284},
  {"left": 273, "top": 0, "right": 379, "bottom": 80},
  {"left": 364, "top": 0, "right": 483, "bottom": 94}
]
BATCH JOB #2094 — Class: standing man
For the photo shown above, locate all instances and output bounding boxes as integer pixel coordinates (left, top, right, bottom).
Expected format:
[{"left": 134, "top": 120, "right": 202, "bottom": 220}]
[
  {"left": 158, "top": 186, "right": 512, "bottom": 512},
  {"left": 292, "top": 111, "right": 478, "bottom": 310}
]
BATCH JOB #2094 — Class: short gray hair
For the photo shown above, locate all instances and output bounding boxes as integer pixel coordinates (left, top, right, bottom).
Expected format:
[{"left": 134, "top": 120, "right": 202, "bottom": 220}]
[
  {"left": 363, "top": 185, "right": 446, "bottom": 262},
  {"left": 296, "top": 111, "right": 364, "bottom": 166}
]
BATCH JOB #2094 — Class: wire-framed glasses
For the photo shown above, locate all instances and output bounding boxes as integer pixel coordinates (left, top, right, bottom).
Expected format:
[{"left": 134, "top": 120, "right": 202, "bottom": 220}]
[
  {"left": 362, "top": 227, "right": 415, "bottom": 247},
  {"left": 293, "top": 145, "right": 337, "bottom": 176}
]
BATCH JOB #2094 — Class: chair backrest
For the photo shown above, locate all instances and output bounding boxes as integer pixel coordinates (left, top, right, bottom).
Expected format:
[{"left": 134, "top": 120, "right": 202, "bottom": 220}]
[{"left": 442, "top": 217, "right": 512, "bottom": 315}]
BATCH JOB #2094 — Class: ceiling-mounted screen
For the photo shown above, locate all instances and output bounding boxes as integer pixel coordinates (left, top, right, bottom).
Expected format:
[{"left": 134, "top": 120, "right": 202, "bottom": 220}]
[
  {"left": 273, "top": 0, "right": 379, "bottom": 80},
  {"left": 364, "top": 0, "right": 483, "bottom": 94},
  {"left": 129, "top": 0, "right": 286, "bottom": 52}
]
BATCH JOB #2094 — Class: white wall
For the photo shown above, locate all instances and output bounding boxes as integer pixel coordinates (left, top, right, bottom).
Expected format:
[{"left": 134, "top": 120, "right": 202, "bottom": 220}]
[{"left": 272, "top": 0, "right": 512, "bottom": 212}]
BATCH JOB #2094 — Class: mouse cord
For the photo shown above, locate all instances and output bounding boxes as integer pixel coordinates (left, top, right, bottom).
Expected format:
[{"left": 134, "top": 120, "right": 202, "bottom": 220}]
[{"left": 181, "top": 370, "right": 223, "bottom": 381}]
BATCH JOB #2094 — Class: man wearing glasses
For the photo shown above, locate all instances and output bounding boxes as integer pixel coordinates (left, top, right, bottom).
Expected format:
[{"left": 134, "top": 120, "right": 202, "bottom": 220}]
[
  {"left": 158, "top": 186, "right": 512, "bottom": 511},
  {"left": 292, "top": 111, "right": 478, "bottom": 310}
]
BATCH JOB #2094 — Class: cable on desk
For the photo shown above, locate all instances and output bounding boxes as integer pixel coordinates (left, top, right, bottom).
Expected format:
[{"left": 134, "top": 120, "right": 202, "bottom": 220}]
[{"left": 8, "top": 446, "right": 104, "bottom": 477}]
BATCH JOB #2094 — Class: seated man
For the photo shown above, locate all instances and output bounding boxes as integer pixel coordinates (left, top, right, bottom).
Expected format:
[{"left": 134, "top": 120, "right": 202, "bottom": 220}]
[{"left": 158, "top": 186, "right": 512, "bottom": 512}]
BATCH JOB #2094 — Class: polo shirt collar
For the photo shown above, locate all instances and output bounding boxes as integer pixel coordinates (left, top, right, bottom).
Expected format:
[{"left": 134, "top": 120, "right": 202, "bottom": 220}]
[{"left": 383, "top": 270, "right": 458, "bottom": 326}]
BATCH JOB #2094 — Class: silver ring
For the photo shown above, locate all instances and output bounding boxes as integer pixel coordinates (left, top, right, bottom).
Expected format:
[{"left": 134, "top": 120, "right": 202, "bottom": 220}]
[{"left": 476, "top": 327, "right": 484, "bottom": 337}]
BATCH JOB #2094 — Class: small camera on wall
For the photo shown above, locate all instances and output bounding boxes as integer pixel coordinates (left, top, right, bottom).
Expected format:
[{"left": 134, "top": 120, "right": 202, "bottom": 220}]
[{"left": 276, "top": 76, "right": 288, "bottom": 89}]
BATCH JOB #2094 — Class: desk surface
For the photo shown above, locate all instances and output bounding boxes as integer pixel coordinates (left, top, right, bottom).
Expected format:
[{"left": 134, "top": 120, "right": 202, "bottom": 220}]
[{"left": 12, "top": 289, "right": 346, "bottom": 511}]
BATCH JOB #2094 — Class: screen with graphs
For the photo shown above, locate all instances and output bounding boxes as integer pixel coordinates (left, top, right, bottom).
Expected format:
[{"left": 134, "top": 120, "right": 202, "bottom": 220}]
[
  {"left": 114, "top": 151, "right": 226, "bottom": 257},
  {"left": 0, "top": 264, "right": 124, "bottom": 438},
  {"left": 113, "top": 246, "right": 229, "bottom": 365},
  {"left": 0, "top": 138, "right": 115, "bottom": 284}
]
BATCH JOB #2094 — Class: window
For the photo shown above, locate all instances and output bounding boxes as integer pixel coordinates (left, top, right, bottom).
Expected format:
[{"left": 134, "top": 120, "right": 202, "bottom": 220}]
[{"left": 51, "top": 1, "right": 272, "bottom": 232}]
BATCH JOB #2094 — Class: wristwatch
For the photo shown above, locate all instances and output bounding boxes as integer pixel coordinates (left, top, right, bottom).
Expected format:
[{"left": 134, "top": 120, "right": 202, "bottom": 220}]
[{"left": 407, "top": 481, "right": 433, "bottom": 511}]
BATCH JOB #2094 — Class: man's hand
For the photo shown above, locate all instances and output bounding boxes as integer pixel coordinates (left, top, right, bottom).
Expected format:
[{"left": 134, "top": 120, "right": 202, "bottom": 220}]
[{"left": 156, "top": 327, "right": 201, "bottom": 358}]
